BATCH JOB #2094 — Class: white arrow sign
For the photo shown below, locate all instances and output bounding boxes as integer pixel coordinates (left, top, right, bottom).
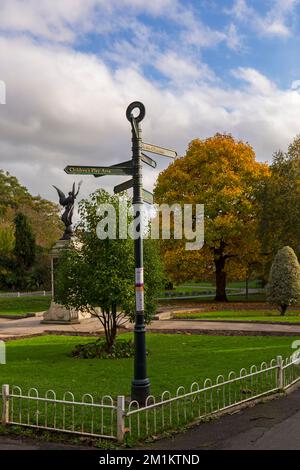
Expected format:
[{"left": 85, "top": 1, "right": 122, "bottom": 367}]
[{"left": 141, "top": 142, "right": 177, "bottom": 159}]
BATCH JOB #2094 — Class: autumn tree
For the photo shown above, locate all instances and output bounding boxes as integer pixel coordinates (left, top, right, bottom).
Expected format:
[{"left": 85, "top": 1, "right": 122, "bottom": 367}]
[
  {"left": 0, "top": 169, "right": 62, "bottom": 289},
  {"left": 267, "top": 246, "right": 300, "bottom": 315},
  {"left": 154, "top": 134, "right": 269, "bottom": 301},
  {"left": 0, "top": 169, "right": 62, "bottom": 249}
]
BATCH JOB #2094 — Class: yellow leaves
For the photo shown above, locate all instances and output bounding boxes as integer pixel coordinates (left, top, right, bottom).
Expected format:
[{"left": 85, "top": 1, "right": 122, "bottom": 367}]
[{"left": 155, "top": 132, "right": 270, "bottom": 282}]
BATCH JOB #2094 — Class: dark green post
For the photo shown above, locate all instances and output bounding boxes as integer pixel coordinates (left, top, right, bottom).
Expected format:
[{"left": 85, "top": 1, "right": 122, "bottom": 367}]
[{"left": 126, "top": 101, "right": 150, "bottom": 404}]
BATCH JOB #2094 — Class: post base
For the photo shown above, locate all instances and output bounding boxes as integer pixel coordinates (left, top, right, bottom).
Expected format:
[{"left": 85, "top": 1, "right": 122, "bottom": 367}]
[{"left": 131, "top": 378, "right": 151, "bottom": 405}]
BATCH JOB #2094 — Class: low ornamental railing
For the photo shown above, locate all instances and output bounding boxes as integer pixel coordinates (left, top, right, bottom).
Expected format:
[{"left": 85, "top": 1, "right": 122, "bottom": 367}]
[
  {"left": 0, "top": 291, "right": 51, "bottom": 298},
  {"left": 1, "top": 386, "right": 123, "bottom": 441},
  {"left": 1, "top": 351, "right": 300, "bottom": 442}
]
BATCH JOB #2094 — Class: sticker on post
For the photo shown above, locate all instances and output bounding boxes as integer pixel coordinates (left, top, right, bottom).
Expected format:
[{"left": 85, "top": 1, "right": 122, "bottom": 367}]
[
  {"left": 135, "top": 268, "right": 144, "bottom": 286},
  {"left": 135, "top": 288, "right": 144, "bottom": 311}
]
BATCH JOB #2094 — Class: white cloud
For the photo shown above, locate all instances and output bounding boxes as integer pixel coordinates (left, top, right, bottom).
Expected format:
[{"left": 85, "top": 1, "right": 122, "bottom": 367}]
[
  {"left": 232, "top": 67, "right": 275, "bottom": 95},
  {"left": 0, "top": 0, "right": 242, "bottom": 57},
  {"left": 291, "top": 80, "right": 300, "bottom": 90},
  {"left": 230, "top": 0, "right": 300, "bottom": 38},
  {"left": 154, "top": 52, "right": 216, "bottom": 84},
  {"left": 1, "top": 36, "right": 300, "bottom": 203},
  {"left": 225, "top": 23, "right": 243, "bottom": 51},
  {"left": 0, "top": 0, "right": 98, "bottom": 42}
]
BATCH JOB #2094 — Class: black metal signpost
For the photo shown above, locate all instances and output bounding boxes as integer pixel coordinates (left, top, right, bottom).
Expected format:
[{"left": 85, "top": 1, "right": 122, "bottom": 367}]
[
  {"left": 125, "top": 102, "right": 150, "bottom": 403},
  {"left": 64, "top": 101, "right": 177, "bottom": 403}
]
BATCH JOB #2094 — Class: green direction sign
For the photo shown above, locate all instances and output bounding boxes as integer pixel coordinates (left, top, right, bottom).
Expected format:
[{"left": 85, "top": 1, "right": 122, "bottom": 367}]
[
  {"left": 114, "top": 179, "right": 133, "bottom": 194},
  {"left": 142, "top": 188, "right": 154, "bottom": 205},
  {"left": 141, "top": 152, "right": 157, "bottom": 168},
  {"left": 94, "top": 160, "right": 132, "bottom": 178},
  {"left": 64, "top": 165, "right": 132, "bottom": 176},
  {"left": 141, "top": 142, "right": 177, "bottom": 159}
]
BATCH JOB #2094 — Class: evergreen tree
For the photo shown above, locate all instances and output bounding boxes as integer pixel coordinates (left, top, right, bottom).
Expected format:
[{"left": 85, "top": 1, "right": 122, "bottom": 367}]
[
  {"left": 266, "top": 246, "right": 300, "bottom": 315},
  {"left": 14, "top": 213, "right": 36, "bottom": 289}
]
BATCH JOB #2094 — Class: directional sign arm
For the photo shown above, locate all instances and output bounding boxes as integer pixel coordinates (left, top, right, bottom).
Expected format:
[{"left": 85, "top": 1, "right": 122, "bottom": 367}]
[
  {"left": 64, "top": 165, "right": 132, "bottom": 176},
  {"left": 141, "top": 153, "right": 157, "bottom": 168},
  {"left": 114, "top": 179, "right": 133, "bottom": 194},
  {"left": 141, "top": 142, "right": 177, "bottom": 159},
  {"left": 94, "top": 160, "right": 132, "bottom": 178},
  {"left": 142, "top": 188, "right": 154, "bottom": 205}
]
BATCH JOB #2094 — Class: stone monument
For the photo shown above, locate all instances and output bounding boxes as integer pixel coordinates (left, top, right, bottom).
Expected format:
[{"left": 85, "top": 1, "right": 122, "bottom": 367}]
[{"left": 42, "top": 182, "right": 90, "bottom": 324}]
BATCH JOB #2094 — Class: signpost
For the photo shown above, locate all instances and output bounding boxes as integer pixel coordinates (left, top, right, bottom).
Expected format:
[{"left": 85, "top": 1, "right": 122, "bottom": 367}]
[{"left": 64, "top": 101, "right": 176, "bottom": 404}]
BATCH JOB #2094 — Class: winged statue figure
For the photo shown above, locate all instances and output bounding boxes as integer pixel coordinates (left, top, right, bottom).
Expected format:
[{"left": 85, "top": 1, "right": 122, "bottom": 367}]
[{"left": 53, "top": 181, "right": 82, "bottom": 240}]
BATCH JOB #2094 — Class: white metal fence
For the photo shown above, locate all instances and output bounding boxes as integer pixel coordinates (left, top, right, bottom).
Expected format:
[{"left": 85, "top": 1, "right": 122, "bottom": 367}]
[
  {"left": 0, "top": 291, "right": 51, "bottom": 298},
  {"left": 1, "top": 385, "right": 122, "bottom": 441},
  {"left": 1, "top": 351, "right": 300, "bottom": 443}
]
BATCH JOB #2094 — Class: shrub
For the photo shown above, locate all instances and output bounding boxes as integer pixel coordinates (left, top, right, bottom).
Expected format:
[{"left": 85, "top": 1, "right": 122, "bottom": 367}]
[{"left": 266, "top": 246, "right": 300, "bottom": 315}]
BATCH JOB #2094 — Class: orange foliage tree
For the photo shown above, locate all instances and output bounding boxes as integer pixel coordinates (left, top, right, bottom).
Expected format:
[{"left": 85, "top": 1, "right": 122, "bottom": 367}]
[{"left": 154, "top": 134, "right": 270, "bottom": 301}]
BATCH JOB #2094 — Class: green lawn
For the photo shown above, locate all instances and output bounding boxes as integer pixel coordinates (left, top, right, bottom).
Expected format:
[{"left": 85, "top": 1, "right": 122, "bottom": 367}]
[
  {"left": 173, "top": 309, "right": 300, "bottom": 323},
  {"left": 1, "top": 333, "right": 299, "bottom": 399},
  {"left": 165, "top": 279, "right": 261, "bottom": 292},
  {"left": 0, "top": 291, "right": 266, "bottom": 317},
  {"left": 0, "top": 296, "right": 51, "bottom": 316},
  {"left": 159, "top": 292, "right": 266, "bottom": 304}
]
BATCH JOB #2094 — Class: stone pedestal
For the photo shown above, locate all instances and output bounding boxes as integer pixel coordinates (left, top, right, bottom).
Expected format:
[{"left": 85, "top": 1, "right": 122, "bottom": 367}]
[
  {"left": 42, "top": 239, "right": 91, "bottom": 324},
  {"left": 41, "top": 301, "right": 89, "bottom": 324}
]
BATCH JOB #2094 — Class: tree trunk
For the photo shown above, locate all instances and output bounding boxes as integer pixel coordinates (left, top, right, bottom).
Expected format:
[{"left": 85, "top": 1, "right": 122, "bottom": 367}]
[
  {"left": 245, "top": 277, "right": 249, "bottom": 301},
  {"left": 214, "top": 254, "right": 228, "bottom": 302},
  {"left": 280, "top": 304, "right": 287, "bottom": 316},
  {"left": 105, "top": 304, "right": 118, "bottom": 352},
  {"left": 99, "top": 304, "right": 119, "bottom": 352}
]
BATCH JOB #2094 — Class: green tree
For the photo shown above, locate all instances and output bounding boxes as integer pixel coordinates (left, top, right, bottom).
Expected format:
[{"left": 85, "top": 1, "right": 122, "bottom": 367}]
[
  {"left": 266, "top": 246, "right": 300, "bottom": 315},
  {"left": 14, "top": 213, "right": 36, "bottom": 289},
  {"left": 0, "top": 223, "right": 14, "bottom": 255},
  {"left": 0, "top": 169, "right": 62, "bottom": 248},
  {"left": 0, "top": 169, "right": 63, "bottom": 290},
  {"left": 55, "top": 190, "right": 163, "bottom": 351},
  {"left": 258, "top": 136, "right": 300, "bottom": 263}
]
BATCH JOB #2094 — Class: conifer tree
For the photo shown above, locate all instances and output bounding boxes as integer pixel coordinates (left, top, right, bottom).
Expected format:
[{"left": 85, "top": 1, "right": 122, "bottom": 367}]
[{"left": 267, "top": 246, "right": 300, "bottom": 315}]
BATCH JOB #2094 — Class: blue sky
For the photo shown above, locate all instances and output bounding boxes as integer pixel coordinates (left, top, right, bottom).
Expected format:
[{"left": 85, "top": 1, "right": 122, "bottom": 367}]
[
  {"left": 0, "top": 0, "right": 300, "bottom": 201},
  {"left": 74, "top": 0, "right": 300, "bottom": 88}
]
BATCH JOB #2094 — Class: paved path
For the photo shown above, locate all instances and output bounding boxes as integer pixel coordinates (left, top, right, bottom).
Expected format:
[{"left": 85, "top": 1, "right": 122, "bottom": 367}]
[
  {"left": 0, "top": 315, "right": 103, "bottom": 340},
  {"left": 0, "top": 435, "right": 88, "bottom": 450},
  {"left": 2, "top": 316, "right": 300, "bottom": 340},
  {"left": 146, "top": 387, "right": 300, "bottom": 450},
  {"left": 148, "top": 319, "right": 300, "bottom": 336}
]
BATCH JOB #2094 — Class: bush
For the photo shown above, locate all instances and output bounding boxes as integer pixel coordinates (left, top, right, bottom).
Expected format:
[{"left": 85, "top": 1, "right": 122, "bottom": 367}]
[
  {"left": 72, "top": 338, "right": 136, "bottom": 359},
  {"left": 266, "top": 246, "right": 300, "bottom": 315}
]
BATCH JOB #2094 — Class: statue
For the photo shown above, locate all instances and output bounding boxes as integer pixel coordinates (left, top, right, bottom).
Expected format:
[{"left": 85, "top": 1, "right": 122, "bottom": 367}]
[{"left": 53, "top": 182, "right": 82, "bottom": 240}]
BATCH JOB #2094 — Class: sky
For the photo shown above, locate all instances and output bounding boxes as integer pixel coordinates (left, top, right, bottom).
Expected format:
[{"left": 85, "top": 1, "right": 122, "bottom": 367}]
[{"left": 1, "top": 0, "right": 300, "bottom": 203}]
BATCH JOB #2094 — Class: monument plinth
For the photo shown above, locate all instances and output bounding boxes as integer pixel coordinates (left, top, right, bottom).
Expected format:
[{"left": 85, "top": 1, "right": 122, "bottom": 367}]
[
  {"left": 42, "top": 182, "right": 90, "bottom": 324},
  {"left": 42, "top": 240, "right": 90, "bottom": 324}
]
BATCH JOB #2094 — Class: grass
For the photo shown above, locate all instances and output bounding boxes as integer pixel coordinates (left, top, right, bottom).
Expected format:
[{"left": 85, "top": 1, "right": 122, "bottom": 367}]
[
  {"left": 173, "top": 309, "right": 300, "bottom": 323},
  {"left": 166, "top": 279, "right": 260, "bottom": 291},
  {"left": 1, "top": 333, "right": 300, "bottom": 444},
  {"left": 1, "top": 333, "right": 300, "bottom": 398},
  {"left": 0, "top": 287, "right": 264, "bottom": 317},
  {"left": 159, "top": 292, "right": 266, "bottom": 304},
  {"left": 0, "top": 296, "right": 51, "bottom": 316}
]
